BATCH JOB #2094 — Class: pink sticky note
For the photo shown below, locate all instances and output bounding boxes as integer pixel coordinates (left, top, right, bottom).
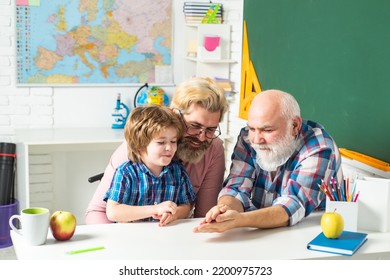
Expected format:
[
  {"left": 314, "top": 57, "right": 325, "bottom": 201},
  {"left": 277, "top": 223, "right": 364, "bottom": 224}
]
[{"left": 16, "top": 0, "right": 29, "bottom": 5}]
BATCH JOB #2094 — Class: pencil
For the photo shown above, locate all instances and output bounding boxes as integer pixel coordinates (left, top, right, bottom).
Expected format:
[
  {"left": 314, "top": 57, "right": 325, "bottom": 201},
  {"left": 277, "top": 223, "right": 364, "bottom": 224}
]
[
  {"left": 67, "top": 246, "right": 105, "bottom": 255},
  {"left": 318, "top": 183, "right": 334, "bottom": 201},
  {"left": 349, "top": 179, "right": 357, "bottom": 202},
  {"left": 332, "top": 177, "right": 341, "bottom": 201},
  {"left": 320, "top": 179, "right": 331, "bottom": 200},
  {"left": 322, "top": 180, "right": 335, "bottom": 200},
  {"left": 353, "top": 191, "right": 360, "bottom": 203}
]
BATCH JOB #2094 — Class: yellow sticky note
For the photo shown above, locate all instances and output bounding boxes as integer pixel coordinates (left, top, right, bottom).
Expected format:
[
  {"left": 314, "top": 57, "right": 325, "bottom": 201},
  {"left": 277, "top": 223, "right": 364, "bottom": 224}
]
[
  {"left": 187, "top": 40, "right": 198, "bottom": 57},
  {"left": 29, "top": 0, "right": 40, "bottom": 6}
]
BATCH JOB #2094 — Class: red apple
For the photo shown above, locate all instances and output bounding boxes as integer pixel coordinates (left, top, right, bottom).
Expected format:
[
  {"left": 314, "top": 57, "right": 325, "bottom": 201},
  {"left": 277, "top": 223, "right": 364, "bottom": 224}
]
[{"left": 50, "top": 210, "right": 76, "bottom": 241}]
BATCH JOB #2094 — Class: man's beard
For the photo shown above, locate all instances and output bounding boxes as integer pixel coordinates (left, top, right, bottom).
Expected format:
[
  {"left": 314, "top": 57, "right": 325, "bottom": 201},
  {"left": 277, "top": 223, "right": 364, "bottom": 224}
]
[
  {"left": 252, "top": 132, "right": 298, "bottom": 172},
  {"left": 176, "top": 136, "right": 211, "bottom": 164}
]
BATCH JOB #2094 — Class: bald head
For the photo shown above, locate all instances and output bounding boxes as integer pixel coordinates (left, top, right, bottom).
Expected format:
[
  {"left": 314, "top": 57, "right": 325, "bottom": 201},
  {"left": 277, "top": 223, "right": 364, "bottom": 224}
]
[
  {"left": 247, "top": 89, "right": 302, "bottom": 141},
  {"left": 249, "top": 90, "right": 301, "bottom": 121}
]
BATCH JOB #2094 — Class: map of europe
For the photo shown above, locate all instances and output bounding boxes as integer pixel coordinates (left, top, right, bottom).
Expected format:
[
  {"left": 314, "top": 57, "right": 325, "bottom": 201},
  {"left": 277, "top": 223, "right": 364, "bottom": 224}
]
[{"left": 16, "top": 0, "right": 172, "bottom": 85}]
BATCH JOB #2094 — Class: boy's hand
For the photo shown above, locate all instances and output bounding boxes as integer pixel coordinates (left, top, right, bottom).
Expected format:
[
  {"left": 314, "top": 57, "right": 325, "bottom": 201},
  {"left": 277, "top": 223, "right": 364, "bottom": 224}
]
[
  {"left": 154, "top": 201, "right": 177, "bottom": 217},
  {"left": 153, "top": 212, "right": 174, "bottom": 226}
]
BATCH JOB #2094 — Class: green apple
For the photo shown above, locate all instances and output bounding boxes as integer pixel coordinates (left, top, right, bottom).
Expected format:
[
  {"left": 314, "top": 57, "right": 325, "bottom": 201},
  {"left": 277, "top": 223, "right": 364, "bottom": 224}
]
[
  {"left": 50, "top": 210, "right": 76, "bottom": 241},
  {"left": 321, "top": 209, "right": 344, "bottom": 239}
]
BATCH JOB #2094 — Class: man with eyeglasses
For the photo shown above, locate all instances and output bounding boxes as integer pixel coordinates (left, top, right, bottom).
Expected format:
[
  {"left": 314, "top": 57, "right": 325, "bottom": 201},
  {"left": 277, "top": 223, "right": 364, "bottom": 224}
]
[
  {"left": 194, "top": 89, "right": 344, "bottom": 233},
  {"left": 85, "top": 77, "right": 228, "bottom": 224}
]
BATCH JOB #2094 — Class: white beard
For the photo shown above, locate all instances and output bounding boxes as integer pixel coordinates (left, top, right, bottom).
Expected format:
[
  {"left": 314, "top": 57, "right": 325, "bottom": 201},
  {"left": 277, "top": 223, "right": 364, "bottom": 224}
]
[{"left": 252, "top": 132, "right": 298, "bottom": 172}]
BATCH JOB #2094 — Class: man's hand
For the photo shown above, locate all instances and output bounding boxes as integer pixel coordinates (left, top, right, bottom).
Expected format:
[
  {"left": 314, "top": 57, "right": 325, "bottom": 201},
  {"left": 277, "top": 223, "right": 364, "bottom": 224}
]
[
  {"left": 193, "top": 209, "right": 241, "bottom": 233},
  {"left": 202, "top": 204, "right": 230, "bottom": 223},
  {"left": 153, "top": 202, "right": 192, "bottom": 227}
]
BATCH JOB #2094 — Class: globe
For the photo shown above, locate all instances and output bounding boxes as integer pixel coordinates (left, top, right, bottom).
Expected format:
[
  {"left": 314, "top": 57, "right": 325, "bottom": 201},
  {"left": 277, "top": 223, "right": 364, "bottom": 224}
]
[{"left": 134, "top": 84, "right": 170, "bottom": 108}]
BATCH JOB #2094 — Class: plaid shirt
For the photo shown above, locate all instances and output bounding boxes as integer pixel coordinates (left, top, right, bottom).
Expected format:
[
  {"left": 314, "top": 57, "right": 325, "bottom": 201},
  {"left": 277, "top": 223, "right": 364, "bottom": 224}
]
[
  {"left": 104, "top": 160, "right": 196, "bottom": 216},
  {"left": 220, "top": 120, "right": 343, "bottom": 226}
]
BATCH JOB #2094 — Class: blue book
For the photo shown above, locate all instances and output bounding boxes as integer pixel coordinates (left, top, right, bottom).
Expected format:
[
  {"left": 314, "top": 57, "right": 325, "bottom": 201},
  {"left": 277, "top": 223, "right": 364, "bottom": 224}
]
[{"left": 307, "top": 231, "right": 368, "bottom": 256}]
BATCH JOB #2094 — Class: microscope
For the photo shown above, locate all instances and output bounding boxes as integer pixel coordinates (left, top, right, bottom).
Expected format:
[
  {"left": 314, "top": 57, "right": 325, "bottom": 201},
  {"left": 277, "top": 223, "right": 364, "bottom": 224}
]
[{"left": 111, "top": 93, "right": 130, "bottom": 129}]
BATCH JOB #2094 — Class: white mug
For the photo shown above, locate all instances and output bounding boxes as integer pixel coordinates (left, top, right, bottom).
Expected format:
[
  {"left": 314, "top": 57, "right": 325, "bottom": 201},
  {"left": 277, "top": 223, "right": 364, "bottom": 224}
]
[{"left": 9, "top": 207, "right": 50, "bottom": 246}]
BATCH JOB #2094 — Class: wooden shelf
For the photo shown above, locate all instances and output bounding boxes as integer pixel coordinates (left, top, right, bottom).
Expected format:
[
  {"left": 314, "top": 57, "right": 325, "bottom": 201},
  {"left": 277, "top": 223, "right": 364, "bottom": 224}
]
[
  {"left": 183, "top": 23, "right": 233, "bottom": 79},
  {"left": 185, "top": 56, "right": 236, "bottom": 64}
]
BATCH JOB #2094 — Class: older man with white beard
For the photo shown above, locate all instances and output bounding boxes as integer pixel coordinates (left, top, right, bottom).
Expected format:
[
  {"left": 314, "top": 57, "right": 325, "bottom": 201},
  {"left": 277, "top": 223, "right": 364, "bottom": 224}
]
[{"left": 194, "top": 89, "right": 344, "bottom": 233}]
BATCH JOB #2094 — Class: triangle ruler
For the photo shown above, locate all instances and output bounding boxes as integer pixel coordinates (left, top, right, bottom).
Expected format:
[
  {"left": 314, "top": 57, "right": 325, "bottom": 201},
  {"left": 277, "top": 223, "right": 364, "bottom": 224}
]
[{"left": 239, "top": 20, "right": 262, "bottom": 120}]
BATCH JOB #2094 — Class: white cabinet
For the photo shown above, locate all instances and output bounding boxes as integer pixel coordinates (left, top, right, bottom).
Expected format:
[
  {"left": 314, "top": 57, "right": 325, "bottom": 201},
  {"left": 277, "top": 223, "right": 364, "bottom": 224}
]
[
  {"left": 181, "top": 23, "right": 236, "bottom": 172},
  {"left": 183, "top": 24, "right": 235, "bottom": 79},
  {"left": 14, "top": 128, "right": 124, "bottom": 225}
]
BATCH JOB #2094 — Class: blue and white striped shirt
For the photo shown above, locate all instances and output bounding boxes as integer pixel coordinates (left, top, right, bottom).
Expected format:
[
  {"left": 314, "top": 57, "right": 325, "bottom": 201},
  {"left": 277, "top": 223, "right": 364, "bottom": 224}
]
[
  {"left": 220, "top": 120, "right": 343, "bottom": 226},
  {"left": 104, "top": 160, "right": 196, "bottom": 213}
]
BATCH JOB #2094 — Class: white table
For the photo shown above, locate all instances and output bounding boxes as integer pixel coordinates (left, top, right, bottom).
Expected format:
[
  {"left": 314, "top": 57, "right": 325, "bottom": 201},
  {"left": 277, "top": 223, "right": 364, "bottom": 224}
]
[
  {"left": 10, "top": 213, "right": 390, "bottom": 260},
  {"left": 14, "top": 128, "right": 124, "bottom": 224}
]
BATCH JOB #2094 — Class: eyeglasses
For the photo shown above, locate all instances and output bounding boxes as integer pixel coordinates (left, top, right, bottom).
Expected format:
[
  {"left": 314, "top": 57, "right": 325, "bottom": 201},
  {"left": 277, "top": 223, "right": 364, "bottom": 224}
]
[{"left": 177, "top": 110, "right": 221, "bottom": 139}]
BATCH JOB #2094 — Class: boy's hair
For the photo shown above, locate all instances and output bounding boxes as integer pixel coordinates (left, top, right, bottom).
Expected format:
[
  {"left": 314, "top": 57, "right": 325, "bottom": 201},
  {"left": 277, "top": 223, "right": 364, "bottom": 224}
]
[
  {"left": 171, "top": 77, "right": 228, "bottom": 122},
  {"left": 124, "top": 105, "right": 183, "bottom": 162}
]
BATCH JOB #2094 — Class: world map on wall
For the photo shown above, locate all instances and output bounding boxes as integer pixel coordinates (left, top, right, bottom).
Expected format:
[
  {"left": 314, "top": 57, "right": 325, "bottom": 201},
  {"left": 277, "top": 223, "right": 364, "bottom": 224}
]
[{"left": 16, "top": 0, "right": 172, "bottom": 85}]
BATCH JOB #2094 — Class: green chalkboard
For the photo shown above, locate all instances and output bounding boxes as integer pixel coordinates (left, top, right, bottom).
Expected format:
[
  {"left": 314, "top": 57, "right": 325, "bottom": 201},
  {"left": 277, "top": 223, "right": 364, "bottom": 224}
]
[{"left": 244, "top": 0, "right": 390, "bottom": 162}]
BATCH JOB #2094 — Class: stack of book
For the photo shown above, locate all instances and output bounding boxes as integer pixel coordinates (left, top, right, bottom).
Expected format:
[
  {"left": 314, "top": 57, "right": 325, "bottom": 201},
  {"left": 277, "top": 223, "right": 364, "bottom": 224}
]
[
  {"left": 214, "top": 77, "right": 234, "bottom": 97},
  {"left": 183, "top": 2, "right": 223, "bottom": 24}
]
